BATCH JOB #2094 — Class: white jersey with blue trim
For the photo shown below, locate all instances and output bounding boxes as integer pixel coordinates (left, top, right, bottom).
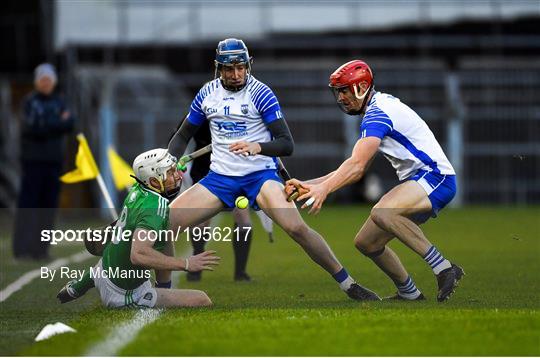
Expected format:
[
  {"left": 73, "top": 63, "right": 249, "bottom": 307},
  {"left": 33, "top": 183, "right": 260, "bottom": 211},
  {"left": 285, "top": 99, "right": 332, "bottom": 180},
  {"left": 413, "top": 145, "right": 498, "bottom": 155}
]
[
  {"left": 186, "top": 76, "right": 283, "bottom": 176},
  {"left": 360, "top": 91, "right": 455, "bottom": 180}
]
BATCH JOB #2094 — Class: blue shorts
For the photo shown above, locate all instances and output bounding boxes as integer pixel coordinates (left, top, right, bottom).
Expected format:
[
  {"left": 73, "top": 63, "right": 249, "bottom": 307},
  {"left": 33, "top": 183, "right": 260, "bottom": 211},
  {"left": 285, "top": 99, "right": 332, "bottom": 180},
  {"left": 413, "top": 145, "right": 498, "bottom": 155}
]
[
  {"left": 407, "top": 169, "right": 457, "bottom": 222},
  {"left": 199, "top": 169, "right": 283, "bottom": 210}
]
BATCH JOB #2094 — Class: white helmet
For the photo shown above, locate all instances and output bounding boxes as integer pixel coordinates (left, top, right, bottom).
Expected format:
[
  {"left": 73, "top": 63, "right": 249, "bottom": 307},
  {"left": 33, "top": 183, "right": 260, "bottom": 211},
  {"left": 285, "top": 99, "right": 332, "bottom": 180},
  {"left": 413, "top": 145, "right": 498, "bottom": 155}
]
[{"left": 132, "top": 148, "right": 180, "bottom": 197}]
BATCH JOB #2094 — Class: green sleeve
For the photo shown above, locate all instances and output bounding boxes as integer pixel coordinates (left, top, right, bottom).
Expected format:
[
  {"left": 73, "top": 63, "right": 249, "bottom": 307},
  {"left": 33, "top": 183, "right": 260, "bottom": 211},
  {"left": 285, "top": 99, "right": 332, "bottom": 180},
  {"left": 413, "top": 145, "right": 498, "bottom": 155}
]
[{"left": 136, "top": 195, "right": 169, "bottom": 231}]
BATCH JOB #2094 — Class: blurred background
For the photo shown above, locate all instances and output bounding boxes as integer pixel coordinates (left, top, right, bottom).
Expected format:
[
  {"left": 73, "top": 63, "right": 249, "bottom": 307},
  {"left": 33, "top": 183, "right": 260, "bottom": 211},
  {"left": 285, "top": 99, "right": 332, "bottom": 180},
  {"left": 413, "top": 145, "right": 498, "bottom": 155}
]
[{"left": 2, "top": 0, "right": 539, "bottom": 215}]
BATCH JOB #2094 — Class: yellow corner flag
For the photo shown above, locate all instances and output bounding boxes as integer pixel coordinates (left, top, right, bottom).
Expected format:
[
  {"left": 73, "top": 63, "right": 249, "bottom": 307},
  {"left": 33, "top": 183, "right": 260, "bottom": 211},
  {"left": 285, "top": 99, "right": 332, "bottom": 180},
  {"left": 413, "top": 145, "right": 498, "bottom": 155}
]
[
  {"left": 108, "top": 147, "right": 135, "bottom": 190},
  {"left": 60, "top": 134, "right": 99, "bottom": 183}
]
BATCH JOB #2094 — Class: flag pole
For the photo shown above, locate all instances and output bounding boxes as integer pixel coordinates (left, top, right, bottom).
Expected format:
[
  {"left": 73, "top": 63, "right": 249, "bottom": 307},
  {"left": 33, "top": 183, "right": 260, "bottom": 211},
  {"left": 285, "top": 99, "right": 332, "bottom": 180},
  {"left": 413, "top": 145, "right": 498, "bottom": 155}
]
[{"left": 95, "top": 173, "right": 118, "bottom": 220}]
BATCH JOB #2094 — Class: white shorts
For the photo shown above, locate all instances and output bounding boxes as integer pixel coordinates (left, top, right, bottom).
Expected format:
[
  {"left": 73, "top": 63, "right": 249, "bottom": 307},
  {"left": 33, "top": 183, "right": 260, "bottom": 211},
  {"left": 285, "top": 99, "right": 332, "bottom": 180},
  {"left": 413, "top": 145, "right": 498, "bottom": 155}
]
[{"left": 93, "top": 259, "right": 157, "bottom": 308}]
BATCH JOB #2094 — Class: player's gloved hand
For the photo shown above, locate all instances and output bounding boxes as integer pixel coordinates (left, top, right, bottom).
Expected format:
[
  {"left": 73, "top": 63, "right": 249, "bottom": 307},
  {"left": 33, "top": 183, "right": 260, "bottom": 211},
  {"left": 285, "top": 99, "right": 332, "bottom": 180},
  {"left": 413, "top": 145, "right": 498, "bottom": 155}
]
[
  {"left": 229, "top": 141, "right": 261, "bottom": 157},
  {"left": 185, "top": 250, "right": 220, "bottom": 272},
  {"left": 176, "top": 158, "right": 188, "bottom": 172}
]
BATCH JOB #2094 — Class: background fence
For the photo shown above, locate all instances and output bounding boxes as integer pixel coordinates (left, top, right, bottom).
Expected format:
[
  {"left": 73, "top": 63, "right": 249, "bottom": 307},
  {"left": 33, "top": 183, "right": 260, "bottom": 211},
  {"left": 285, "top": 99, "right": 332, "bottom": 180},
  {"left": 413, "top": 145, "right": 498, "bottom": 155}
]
[{"left": 2, "top": 1, "right": 539, "bottom": 211}]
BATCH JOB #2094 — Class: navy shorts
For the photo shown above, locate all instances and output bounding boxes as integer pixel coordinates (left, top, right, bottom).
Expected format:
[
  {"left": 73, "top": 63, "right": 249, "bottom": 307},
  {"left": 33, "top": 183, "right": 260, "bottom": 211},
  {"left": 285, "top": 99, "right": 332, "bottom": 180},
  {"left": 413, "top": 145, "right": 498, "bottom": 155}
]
[
  {"left": 199, "top": 169, "right": 283, "bottom": 210},
  {"left": 407, "top": 169, "right": 457, "bottom": 222}
]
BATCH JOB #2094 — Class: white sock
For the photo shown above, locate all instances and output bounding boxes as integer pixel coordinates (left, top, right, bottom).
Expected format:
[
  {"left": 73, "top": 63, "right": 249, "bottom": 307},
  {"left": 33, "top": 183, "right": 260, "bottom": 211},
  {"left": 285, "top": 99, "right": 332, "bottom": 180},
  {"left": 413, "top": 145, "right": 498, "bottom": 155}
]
[
  {"left": 339, "top": 276, "right": 356, "bottom": 291},
  {"left": 333, "top": 268, "right": 356, "bottom": 291},
  {"left": 396, "top": 276, "right": 422, "bottom": 300},
  {"left": 423, "top": 246, "right": 452, "bottom": 275}
]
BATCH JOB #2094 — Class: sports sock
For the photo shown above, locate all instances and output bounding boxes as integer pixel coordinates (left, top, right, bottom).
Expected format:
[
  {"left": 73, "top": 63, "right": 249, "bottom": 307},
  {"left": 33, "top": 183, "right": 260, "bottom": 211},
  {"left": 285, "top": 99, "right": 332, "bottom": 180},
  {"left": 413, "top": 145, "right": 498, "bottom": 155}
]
[
  {"left": 394, "top": 276, "right": 421, "bottom": 299},
  {"left": 233, "top": 224, "right": 252, "bottom": 276},
  {"left": 71, "top": 271, "right": 94, "bottom": 296},
  {"left": 423, "top": 245, "right": 452, "bottom": 275},
  {"left": 332, "top": 267, "right": 355, "bottom": 291}
]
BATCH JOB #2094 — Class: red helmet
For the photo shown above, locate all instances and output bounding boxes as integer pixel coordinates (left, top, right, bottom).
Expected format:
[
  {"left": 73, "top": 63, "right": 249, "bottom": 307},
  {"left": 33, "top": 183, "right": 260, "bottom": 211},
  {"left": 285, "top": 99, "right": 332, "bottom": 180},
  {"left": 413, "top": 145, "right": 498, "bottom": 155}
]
[{"left": 329, "top": 60, "right": 374, "bottom": 114}]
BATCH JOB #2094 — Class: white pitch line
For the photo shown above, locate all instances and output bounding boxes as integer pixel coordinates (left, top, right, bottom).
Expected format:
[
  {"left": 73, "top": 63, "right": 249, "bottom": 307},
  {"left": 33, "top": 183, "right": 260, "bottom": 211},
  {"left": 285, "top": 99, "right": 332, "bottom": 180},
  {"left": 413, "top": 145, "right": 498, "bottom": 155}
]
[
  {"left": 83, "top": 246, "right": 191, "bottom": 356},
  {"left": 84, "top": 308, "right": 162, "bottom": 357},
  {"left": 0, "top": 250, "right": 92, "bottom": 303},
  {"left": 82, "top": 214, "right": 224, "bottom": 356}
]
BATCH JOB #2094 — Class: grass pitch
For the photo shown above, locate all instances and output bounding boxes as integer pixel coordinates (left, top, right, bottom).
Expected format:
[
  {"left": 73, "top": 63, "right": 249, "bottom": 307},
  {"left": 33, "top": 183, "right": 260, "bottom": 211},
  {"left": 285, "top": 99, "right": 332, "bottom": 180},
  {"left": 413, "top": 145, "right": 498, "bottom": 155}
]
[{"left": 1, "top": 206, "right": 539, "bottom": 356}]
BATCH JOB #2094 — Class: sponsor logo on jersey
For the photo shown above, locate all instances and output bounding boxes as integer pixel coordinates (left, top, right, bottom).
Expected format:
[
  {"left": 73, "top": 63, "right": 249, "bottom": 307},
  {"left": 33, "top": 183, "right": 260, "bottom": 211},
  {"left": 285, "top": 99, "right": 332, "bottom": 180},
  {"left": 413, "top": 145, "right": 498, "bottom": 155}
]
[
  {"left": 206, "top": 107, "right": 218, "bottom": 114},
  {"left": 214, "top": 121, "right": 248, "bottom": 139},
  {"left": 223, "top": 96, "right": 235, "bottom": 101},
  {"left": 215, "top": 121, "right": 247, "bottom": 131},
  {"left": 241, "top": 104, "right": 249, "bottom": 114}
]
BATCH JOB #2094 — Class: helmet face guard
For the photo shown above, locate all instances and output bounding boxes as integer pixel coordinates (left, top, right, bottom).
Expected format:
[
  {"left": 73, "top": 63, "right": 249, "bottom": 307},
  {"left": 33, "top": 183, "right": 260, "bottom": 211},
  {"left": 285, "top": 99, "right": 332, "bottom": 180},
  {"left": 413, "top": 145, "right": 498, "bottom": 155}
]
[
  {"left": 162, "top": 177, "right": 181, "bottom": 200},
  {"left": 154, "top": 153, "right": 182, "bottom": 200},
  {"left": 329, "top": 83, "right": 372, "bottom": 115},
  {"left": 329, "top": 60, "right": 374, "bottom": 115},
  {"left": 133, "top": 149, "right": 182, "bottom": 199},
  {"left": 215, "top": 38, "right": 253, "bottom": 91}
]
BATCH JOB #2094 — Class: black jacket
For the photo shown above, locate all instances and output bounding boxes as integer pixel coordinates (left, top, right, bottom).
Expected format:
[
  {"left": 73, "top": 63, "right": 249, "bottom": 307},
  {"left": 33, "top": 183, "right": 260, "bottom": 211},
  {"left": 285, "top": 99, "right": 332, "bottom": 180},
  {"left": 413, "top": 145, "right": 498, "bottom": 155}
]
[{"left": 20, "top": 91, "right": 75, "bottom": 163}]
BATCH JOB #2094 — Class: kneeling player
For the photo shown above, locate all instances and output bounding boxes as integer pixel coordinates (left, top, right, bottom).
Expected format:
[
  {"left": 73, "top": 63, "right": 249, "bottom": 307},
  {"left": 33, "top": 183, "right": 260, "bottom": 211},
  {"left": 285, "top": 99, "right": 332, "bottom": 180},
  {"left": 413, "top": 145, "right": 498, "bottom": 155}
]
[{"left": 57, "top": 148, "right": 219, "bottom": 308}]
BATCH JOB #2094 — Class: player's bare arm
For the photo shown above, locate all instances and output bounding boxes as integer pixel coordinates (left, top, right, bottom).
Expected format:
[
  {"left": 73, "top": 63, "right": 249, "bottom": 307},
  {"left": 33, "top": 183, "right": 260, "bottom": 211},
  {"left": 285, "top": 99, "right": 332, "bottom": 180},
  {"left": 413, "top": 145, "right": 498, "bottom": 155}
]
[
  {"left": 154, "top": 238, "right": 174, "bottom": 284},
  {"left": 296, "top": 136, "right": 380, "bottom": 214},
  {"left": 284, "top": 171, "right": 337, "bottom": 197},
  {"left": 130, "top": 228, "right": 220, "bottom": 272}
]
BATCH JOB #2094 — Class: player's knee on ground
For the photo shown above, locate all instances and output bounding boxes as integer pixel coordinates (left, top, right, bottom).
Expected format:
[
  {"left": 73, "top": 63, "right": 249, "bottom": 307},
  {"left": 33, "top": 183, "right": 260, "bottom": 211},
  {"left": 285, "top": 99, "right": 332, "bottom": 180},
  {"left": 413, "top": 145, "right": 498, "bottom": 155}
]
[
  {"left": 190, "top": 291, "right": 212, "bottom": 307},
  {"left": 175, "top": 290, "right": 212, "bottom": 307},
  {"left": 156, "top": 289, "right": 212, "bottom": 308}
]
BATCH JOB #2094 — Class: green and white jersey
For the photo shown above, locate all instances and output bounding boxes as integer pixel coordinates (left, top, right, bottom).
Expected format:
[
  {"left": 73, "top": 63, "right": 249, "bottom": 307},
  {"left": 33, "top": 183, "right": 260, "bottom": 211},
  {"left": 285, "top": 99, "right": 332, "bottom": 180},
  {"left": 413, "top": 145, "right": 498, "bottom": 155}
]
[{"left": 102, "top": 183, "right": 170, "bottom": 290}]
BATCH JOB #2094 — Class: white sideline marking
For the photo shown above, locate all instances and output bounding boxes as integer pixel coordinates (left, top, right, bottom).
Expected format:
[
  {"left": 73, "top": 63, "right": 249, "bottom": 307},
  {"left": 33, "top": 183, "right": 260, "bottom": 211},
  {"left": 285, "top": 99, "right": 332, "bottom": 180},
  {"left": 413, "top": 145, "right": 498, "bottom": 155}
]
[
  {"left": 83, "top": 214, "right": 224, "bottom": 356},
  {"left": 0, "top": 250, "right": 92, "bottom": 303},
  {"left": 84, "top": 308, "right": 162, "bottom": 356},
  {"left": 84, "top": 246, "right": 191, "bottom": 356}
]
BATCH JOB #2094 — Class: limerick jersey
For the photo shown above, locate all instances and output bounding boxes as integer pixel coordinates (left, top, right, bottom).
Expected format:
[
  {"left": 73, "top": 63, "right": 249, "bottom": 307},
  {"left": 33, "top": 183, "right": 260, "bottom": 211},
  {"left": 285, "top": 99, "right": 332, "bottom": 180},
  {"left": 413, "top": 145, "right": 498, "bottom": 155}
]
[
  {"left": 186, "top": 76, "right": 284, "bottom": 176},
  {"left": 360, "top": 92, "right": 455, "bottom": 180},
  {"left": 101, "top": 183, "right": 169, "bottom": 290}
]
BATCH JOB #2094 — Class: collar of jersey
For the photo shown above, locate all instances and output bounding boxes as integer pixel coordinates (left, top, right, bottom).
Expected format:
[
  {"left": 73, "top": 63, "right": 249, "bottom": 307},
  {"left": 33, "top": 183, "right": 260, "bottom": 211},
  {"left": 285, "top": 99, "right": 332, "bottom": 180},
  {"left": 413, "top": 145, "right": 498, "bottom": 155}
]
[
  {"left": 359, "top": 91, "right": 380, "bottom": 122},
  {"left": 367, "top": 91, "right": 379, "bottom": 107}
]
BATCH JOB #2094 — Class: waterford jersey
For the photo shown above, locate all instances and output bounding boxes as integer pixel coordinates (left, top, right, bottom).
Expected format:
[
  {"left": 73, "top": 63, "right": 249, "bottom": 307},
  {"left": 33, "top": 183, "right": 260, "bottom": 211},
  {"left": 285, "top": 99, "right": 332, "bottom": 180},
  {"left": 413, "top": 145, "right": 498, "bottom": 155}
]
[
  {"left": 186, "top": 76, "right": 283, "bottom": 176},
  {"left": 360, "top": 92, "right": 455, "bottom": 180},
  {"left": 102, "top": 183, "right": 169, "bottom": 290}
]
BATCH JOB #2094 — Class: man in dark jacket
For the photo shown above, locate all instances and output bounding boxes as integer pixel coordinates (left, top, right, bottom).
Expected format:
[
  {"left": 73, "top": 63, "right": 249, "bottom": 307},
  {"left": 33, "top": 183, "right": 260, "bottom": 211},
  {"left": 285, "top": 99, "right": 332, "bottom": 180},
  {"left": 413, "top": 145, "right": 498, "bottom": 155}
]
[{"left": 12, "top": 63, "right": 75, "bottom": 260}]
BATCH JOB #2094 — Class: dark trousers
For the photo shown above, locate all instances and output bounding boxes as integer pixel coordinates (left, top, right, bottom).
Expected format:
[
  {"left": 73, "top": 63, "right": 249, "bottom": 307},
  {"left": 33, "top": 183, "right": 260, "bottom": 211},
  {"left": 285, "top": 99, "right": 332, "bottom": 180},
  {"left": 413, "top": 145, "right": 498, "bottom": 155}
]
[{"left": 12, "top": 161, "right": 62, "bottom": 259}]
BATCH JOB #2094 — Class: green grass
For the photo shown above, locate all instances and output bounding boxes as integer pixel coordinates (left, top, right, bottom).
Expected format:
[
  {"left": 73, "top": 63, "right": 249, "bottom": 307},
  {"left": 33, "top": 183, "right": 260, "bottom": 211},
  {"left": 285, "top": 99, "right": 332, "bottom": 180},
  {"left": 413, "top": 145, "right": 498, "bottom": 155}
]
[{"left": 1, "top": 206, "right": 539, "bottom": 356}]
